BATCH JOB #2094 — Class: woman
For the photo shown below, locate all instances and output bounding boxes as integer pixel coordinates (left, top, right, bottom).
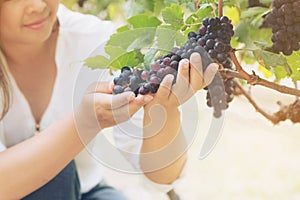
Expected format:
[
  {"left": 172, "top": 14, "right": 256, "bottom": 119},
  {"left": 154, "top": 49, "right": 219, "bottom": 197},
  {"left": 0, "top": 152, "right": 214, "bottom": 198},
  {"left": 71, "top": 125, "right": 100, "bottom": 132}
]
[{"left": 0, "top": 0, "right": 218, "bottom": 199}]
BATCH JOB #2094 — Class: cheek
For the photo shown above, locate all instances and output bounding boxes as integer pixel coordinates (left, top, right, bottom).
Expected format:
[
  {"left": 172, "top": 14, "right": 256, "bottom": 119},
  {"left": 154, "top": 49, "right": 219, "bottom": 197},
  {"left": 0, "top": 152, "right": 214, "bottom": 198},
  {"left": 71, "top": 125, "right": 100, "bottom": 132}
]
[{"left": 0, "top": 5, "right": 21, "bottom": 39}]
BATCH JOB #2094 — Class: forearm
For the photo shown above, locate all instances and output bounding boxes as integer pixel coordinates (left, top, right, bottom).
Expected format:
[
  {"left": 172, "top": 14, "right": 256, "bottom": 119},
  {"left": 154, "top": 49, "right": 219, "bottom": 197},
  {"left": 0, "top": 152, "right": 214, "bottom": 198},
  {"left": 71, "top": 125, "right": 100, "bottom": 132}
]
[
  {"left": 140, "top": 105, "right": 187, "bottom": 184},
  {"left": 0, "top": 113, "right": 95, "bottom": 199}
]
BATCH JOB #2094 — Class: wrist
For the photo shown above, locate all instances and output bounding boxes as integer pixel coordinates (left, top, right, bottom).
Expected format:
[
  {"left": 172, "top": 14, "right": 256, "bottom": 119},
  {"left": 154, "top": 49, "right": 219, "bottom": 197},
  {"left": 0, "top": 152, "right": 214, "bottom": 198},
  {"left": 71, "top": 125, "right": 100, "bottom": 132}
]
[{"left": 73, "top": 97, "right": 102, "bottom": 144}]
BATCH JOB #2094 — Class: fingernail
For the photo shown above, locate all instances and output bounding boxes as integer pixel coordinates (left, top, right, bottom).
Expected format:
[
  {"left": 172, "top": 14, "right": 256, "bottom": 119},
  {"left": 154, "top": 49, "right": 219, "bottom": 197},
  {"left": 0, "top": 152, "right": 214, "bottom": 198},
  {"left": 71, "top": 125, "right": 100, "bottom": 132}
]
[
  {"left": 127, "top": 93, "right": 135, "bottom": 101},
  {"left": 182, "top": 59, "right": 189, "bottom": 69},
  {"left": 211, "top": 63, "right": 219, "bottom": 73},
  {"left": 144, "top": 96, "right": 153, "bottom": 103}
]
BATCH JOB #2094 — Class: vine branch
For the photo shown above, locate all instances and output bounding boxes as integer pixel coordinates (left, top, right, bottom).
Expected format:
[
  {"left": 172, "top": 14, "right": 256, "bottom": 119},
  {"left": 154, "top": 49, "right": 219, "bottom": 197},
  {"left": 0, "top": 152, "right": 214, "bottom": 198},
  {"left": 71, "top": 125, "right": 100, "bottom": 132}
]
[
  {"left": 220, "top": 68, "right": 300, "bottom": 97},
  {"left": 233, "top": 80, "right": 280, "bottom": 124},
  {"left": 227, "top": 51, "right": 300, "bottom": 97}
]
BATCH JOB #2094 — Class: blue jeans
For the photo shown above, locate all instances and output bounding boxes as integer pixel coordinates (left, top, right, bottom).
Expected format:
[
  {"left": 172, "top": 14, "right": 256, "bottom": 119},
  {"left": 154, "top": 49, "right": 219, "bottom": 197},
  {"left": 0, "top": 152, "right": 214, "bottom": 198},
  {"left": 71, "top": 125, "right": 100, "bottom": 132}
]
[
  {"left": 81, "top": 181, "right": 128, "bottom": 200},
  {"left": 22, "top": 160, "right": 127, "bottom": 200}
]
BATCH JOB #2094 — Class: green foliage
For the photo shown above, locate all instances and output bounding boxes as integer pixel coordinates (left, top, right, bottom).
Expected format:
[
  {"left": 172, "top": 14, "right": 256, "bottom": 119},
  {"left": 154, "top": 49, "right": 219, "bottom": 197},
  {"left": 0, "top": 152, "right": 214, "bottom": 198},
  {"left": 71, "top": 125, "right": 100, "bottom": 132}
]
[
  {"left": 162, "top": 4, "right": 184, "bottom": 30},
  {"left": 60, "top": 0, "right": 300, "bottom": 83}
]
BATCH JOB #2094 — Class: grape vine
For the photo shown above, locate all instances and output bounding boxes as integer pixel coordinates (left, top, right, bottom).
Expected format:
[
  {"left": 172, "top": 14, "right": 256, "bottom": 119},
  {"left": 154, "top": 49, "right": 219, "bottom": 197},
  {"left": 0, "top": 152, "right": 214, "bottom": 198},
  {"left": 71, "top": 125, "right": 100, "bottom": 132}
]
[{"left": 78, "top": 0, "right": 300, "bottom": 124}]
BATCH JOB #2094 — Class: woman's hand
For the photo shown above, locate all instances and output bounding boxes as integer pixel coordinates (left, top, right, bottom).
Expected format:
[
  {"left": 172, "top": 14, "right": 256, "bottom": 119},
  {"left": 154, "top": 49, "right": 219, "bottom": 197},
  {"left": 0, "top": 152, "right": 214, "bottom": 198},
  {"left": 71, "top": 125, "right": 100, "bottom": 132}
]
[
  {"left": 74, "top": 81, "right": 153, "bottom": 143},
  {"left": 146, "top": 52, "right": 218, "bottom": 109}
]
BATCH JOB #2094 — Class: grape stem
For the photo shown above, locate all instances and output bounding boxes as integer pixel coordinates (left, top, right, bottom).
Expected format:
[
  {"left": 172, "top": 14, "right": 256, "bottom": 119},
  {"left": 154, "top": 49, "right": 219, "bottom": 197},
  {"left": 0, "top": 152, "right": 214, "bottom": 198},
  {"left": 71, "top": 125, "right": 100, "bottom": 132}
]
[
  {"left": 194, "top": 0, "right": 199, "bottom": 11},
  {"left": 220, "top": 68, "right": 300, "bottom": 97},
  {"left": 218, "top": 0, "right": 223, "bottom": 18},
  {"left": 229, "top": 50, "right": 252, "bottom": 81}
]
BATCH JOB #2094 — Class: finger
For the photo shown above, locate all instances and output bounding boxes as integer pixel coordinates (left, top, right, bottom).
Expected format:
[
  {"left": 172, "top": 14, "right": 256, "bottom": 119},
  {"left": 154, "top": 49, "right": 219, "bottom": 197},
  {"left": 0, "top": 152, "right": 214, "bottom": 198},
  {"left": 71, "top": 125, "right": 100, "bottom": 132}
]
[
  {"left": 189, "top": 52, "right": 204, "bottom": 92},
  {"left": 202, "top": 63, "right": 219, "bottom": 87},
  {"left": 173, "top": 59, "right": 190, "bottom": 94},
  {"left": 86, "top": 81, "right": 113, "bottom": 94},
  {"left": 94, "top": 92, "right": 135, "bottom": 110},
  {"left": 171, "top": 59, "right": 190, "bottom": 104},
  {"left": 176, "top": 58, "right": 190, "bottom": 84},
  {"left": 156, "top": 74, "right": 174, "bottom": 99},
  {"left": 111, "top": 95, "right": 153, "bottom": 124}
]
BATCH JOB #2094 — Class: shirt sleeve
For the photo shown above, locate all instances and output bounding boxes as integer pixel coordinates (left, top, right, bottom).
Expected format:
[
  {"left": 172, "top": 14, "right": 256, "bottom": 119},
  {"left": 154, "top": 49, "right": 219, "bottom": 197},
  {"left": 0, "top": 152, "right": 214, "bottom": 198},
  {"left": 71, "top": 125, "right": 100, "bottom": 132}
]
[{"left": 112, "top": 108, "right": 187, "bottom": 193}]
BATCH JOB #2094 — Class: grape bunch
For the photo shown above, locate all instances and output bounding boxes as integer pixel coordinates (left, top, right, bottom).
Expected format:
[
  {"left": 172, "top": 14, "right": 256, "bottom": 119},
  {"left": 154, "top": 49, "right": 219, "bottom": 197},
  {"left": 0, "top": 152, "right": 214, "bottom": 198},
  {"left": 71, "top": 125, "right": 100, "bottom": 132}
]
[
  {"left": 176, "top": 16, "right": 235, "bottom": 117},
  {"left": 265, "top": 0, "right": 300, "bottom": 56},
  {"left": 112, "top": 57, "right": 178, "bottom": 96},
  {"left": 112, "top": 16, "right": 235, "bottom": 118}
]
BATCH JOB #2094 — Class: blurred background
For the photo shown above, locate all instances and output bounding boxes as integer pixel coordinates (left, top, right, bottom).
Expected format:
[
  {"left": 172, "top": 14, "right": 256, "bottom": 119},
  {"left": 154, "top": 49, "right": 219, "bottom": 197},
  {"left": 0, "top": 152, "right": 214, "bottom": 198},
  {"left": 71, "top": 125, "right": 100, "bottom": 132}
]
[{"left": 62, "top": 0, "right": 300, "bottom": 199}]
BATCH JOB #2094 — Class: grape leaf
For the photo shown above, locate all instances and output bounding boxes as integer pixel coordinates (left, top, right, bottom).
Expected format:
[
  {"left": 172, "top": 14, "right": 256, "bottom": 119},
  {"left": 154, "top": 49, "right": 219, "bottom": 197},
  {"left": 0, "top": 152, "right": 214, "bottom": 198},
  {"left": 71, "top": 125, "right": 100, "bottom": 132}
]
[
  {"left": 258, "top": 65, "right": 273, "bottom": 79},
  {"left": 156, "top": 27, "right": 184, "bottom": 52},
  {"left": 195, "top": 4, "right": 214, "bottom": 20},
  {"left": 107, "top": 28, "right": 156, "bottom": 51},
  {"left": 240, "top": 7, "right": 269, "bottom": 19},
  {"left": 123, "top": 0, "right": 144, "bottom": 18},
  {"left": 234, "top": 21, "right": 252, "bottom": 47},
  {"left": 84, "top": 55, "right": 110, "bottom": 69},
  {"left": 128, "top": 14, "right": 161, "bottom": 28},
  {"left": 110, "top": 51, "right": 139, "bottom": 70},
  {"left": 253, "top": 49, "right": 292, "bottom": 76},
  {"left": 224, "top": 6, "right": 240, "bottom": 25},
  {"left": 105, "top": 46, "right": 127, "bottom": 59},
  {"left": 164, "top": 0, "right": 179, "bottom": 5},
  {"left": 161, "top": 4, "right": 184, "bottom": 30},
  {"left": 153, "top": 0, "right": 165, "bottom": 15},
  {"left": 117, "top": 25, "right": 130, "bottom": 33},
  {"left": 143, "top": 47, "right": 158, "bottom": 70},
  {"left": 185, "top": 13, "right": 199, "bottom": 25},
  {"left": 136, "top": 0, "right": 155, "bottom": 12},
  {"left": 286, "top": 50, "right": 300, "bottom": 81},
  {"left": 273, "top": 65, "right": 288, "bottom": 81}
]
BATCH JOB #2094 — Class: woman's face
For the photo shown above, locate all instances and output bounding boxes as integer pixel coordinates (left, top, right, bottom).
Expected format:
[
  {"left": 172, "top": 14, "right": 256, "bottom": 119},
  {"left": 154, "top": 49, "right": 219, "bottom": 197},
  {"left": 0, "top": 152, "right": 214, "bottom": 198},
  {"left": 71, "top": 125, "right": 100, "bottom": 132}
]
[{"left": 0, "top": 0, "right": 60, "bottom": 46}]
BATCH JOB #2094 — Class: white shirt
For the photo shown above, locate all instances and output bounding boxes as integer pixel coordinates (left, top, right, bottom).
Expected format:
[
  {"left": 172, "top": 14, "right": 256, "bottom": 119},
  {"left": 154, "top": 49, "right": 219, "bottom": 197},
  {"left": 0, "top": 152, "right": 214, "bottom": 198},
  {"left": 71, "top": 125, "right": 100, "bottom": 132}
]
[{"left": 0, "top": 4, "right": 179, "bottom": 194}]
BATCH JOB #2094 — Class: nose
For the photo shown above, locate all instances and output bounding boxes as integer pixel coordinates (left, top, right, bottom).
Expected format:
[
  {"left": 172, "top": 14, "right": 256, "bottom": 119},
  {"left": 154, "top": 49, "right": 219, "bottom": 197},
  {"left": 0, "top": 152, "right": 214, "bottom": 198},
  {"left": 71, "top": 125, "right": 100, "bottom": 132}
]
[{"left": 25, "top": 0, "right": 47, "bottom": 15}]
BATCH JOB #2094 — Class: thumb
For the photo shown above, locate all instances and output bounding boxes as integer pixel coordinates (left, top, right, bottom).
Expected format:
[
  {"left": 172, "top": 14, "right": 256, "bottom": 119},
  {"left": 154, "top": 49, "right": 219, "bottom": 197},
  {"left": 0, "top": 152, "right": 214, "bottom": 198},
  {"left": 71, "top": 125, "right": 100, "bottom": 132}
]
[{"left": 86, "top": 81, "right": 113, "bottom": 94}]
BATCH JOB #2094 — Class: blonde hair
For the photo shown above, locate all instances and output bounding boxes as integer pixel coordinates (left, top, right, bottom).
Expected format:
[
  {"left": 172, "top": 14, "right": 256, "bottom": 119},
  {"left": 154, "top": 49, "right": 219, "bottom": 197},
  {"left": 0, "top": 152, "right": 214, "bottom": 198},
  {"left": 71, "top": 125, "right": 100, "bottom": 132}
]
[
  {"left": 0, "top": 0, "right": 12, "bottom": 120},
  {"left": 0, "top": 50, "right": 11, "bottom": 120}
]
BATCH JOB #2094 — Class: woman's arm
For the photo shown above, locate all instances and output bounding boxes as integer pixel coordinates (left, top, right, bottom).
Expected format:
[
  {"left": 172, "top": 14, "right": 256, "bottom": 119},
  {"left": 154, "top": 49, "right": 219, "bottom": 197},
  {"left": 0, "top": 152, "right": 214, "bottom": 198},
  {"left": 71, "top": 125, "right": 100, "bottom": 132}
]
[
  {"left": 0, "top": 82, "right": 151, "bottom": 199},
  {"left": 0, "top": 114, "right": 83, "bottom": 199},
  {"left": 140, "top": 53, "right": 218, "bottom": 184}
]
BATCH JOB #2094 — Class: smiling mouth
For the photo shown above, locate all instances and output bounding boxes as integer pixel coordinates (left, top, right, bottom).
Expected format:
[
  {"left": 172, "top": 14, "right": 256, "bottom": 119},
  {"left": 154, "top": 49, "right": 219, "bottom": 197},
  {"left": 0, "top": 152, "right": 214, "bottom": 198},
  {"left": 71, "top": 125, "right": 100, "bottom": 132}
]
[{"left": 24, "top": 14, "right": 50, "bottom": 30}]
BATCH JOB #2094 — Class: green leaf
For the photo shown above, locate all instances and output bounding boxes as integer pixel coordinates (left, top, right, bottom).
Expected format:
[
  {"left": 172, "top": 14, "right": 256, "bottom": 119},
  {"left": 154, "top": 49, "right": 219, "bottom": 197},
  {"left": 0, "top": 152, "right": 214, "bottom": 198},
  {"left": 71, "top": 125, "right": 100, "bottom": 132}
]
[
  {"left": 224, "top": 6, "right": 240, "bottom": 25},
  {"left": 116, "top": 25, "right": 130, "bottom": 33},
  {"left": 143, "top": 47, "right": 158, "bottom": 70},
  {"left": 273, "top": 65, "right": 288, "bottom": 81},
  {"left": 240, "top": 7, "right": 269, "bottom": 19},
  {"left": 185, "top": 13, "right": 199, "bottom": 25},
  {"left": 164, "top": 0, "right": 179, "bottom": 5},
  {"left": 84, "top": 55, "right": 110, "bottom": 69},
  {"left": 110, "top": 51, "right": 139, "bottom": 70},
  {"left": 286, "top": 50, "right": 300, "bottom": 81},
  {"left": 136, "top": 0, "right": 155, "bottom": 12},
  {"left": 128, "top": 14, "right": 161, "bottom": 28},
  {"left": 258, "top": 65, "right": 273, "bottom": 79},
  {"left": 253, "top": 49, "right": 292, "bottom": 76},
  {"left": 234, "top": 21, "right": 252, "bottom": 47},
  {"left": 156, "top": 27, "right": 183, "bottom": 52},
  {"left": 195, "top": 4, "right": 214, "bottom": 20},
  {"left": 107, "top": 28, "right": 156, "bottom": 51},
  {"left": 162, "top": 4, "right": 184, "bottom": 30},
  {"left": 105, "top": 46, "right": 127, "bottom": 59},
  {"left": 123, "top": 0, "right": 144, "bottom": 18},
  {"left": 153, "top": 0, "right": 165, "bottom": 15}
]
